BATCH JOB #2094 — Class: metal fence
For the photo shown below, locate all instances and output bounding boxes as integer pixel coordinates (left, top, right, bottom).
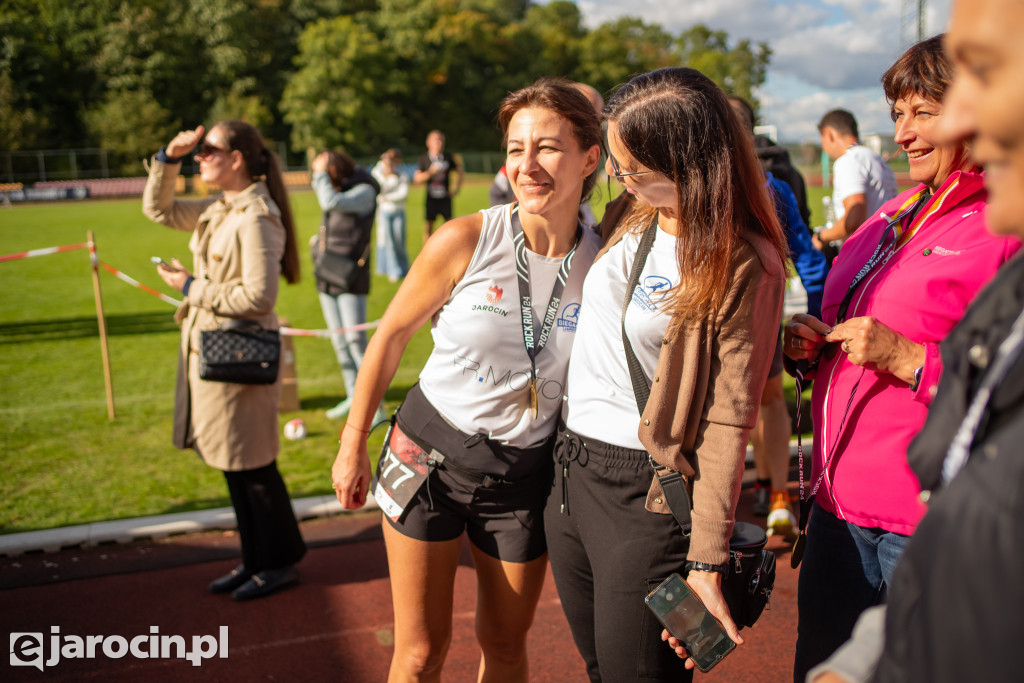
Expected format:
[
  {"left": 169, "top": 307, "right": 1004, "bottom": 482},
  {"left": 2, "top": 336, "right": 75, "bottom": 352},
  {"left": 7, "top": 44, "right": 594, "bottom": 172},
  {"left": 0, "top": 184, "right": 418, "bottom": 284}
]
[
  {"left": 2, "top": 149, "right": 117, "bottom": 185},
  {"left": 1, "top": 145, "right": 508, "bottom": 187}
]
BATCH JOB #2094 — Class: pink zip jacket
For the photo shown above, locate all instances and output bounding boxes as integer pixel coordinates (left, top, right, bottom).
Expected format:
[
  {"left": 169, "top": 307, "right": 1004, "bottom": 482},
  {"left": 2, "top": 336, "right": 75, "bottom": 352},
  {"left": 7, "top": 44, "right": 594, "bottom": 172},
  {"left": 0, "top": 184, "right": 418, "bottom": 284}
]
[{"left": 809, "top": 170, "right": 1020, "bottom": 534}]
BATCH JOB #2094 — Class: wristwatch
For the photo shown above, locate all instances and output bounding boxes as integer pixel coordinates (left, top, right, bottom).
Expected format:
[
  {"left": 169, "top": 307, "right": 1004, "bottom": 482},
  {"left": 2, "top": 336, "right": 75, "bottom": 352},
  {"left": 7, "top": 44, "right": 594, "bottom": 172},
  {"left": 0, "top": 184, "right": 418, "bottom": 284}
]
[
  {"left": 684, "top": 561, "right": 730, "bottom": 575},
  {"left": 909, "top": 364, "right": 924, "bottom": 392}
]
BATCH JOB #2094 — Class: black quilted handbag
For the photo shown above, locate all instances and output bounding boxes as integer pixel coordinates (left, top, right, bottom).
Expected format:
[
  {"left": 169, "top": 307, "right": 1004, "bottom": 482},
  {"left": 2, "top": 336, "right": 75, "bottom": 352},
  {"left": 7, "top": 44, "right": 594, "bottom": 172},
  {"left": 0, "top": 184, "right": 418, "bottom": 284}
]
[
  {"left": 198, "top": 320, "right": 280, "bottom": 385},
  {"left": 720, "top": 521, "right": 776, "bottom": 629}
]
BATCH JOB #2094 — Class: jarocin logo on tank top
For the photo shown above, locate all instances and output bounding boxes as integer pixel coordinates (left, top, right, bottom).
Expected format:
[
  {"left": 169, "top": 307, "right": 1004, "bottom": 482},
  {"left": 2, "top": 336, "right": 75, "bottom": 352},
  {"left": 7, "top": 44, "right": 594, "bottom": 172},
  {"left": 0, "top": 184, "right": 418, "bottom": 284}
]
[{"left": 472, "top": 280, "right": 509, "bottom": 317}]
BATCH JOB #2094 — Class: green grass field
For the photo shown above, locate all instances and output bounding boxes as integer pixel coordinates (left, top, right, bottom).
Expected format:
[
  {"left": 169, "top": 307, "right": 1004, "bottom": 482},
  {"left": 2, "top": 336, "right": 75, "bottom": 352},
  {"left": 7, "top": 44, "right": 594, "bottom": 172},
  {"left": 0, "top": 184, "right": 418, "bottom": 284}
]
[
  {"left": 0, "top": 176, "right": 832, "bottom": 534},
  {"left": 0, "top": 174, "right": 622, "bottom": 533}
]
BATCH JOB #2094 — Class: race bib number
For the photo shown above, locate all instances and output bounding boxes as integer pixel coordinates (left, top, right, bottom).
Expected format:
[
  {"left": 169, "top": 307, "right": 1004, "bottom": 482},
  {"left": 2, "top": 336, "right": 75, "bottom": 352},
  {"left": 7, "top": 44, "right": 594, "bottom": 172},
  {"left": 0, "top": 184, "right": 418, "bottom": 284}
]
[{"left": 371, "top": 421, "right": 444, "bottom": 523}]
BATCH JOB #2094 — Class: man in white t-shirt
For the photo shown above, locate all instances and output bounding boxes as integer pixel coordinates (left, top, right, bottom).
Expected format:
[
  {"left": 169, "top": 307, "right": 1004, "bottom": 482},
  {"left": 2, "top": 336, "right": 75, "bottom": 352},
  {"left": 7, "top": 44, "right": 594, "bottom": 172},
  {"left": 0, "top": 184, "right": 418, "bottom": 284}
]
[{"left": 814, "top": 109, "right": 898, "bottom": 251}]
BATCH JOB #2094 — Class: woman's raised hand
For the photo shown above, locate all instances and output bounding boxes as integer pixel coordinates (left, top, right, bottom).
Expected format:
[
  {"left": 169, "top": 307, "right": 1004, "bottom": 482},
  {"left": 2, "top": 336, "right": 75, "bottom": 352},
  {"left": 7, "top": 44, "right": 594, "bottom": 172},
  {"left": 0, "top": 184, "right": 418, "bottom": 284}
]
[
  {"left": 166, "top": 126, "right": 205, "bottom": 160},
  {"left": 311, "top": 151, "right": 329, "bottom": 173}
]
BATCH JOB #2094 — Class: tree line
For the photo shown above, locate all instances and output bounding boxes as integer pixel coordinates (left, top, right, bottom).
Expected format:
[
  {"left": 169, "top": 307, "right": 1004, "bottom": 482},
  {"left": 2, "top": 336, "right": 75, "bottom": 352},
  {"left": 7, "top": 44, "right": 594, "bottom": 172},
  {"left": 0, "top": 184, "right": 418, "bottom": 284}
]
[{"left": 1, "top": 0, "right": 770, "bottom": 174}]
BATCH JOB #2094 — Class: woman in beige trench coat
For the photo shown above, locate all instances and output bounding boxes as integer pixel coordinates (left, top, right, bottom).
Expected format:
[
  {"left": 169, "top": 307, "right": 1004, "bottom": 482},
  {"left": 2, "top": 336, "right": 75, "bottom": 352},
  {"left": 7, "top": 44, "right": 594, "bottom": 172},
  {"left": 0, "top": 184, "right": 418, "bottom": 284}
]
[{"left": 143, "top": 120, "right": 306, "bottom": 601}]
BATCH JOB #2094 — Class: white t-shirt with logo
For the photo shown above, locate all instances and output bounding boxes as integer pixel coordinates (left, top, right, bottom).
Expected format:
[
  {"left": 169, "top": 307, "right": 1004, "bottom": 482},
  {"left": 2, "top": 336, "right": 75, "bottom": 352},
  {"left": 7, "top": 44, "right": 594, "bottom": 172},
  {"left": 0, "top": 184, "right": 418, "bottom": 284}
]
[
  {"left": 418, "top": 204, "right": 600, "bottom": 447},
  {"left": 565, "top": 224, "right": 678, "bottom": 450},
  {"left": 832, "top": 144, "right": 898, "bottom": 223}
]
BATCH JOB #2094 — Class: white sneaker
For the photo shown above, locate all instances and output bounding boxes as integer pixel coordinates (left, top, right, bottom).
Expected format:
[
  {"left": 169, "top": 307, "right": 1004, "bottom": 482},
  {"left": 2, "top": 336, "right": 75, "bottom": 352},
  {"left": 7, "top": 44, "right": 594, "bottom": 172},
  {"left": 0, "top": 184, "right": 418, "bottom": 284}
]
[{"left": 767, "top": 491, "right": 796, "bottom": 537}]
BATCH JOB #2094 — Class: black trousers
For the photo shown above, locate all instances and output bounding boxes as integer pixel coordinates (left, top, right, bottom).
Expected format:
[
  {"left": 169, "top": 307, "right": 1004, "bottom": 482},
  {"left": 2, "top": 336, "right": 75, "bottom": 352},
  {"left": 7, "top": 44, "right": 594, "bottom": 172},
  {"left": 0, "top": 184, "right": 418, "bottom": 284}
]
[
  {"left": 544, "top": 427, "right": 692, "bottom": 683},
  {"left": 223, "top": 461, "right": 307, "bottom": 573}
]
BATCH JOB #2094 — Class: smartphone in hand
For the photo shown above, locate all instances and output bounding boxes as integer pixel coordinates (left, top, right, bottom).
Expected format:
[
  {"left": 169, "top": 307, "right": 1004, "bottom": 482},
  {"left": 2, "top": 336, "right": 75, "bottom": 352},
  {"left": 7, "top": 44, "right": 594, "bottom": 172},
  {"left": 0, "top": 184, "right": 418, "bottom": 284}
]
[
  {"left": 151, "top": 256, "right": 173, "bottom": 269},
  {"left": 645, "top": 573, "right": 736, "bottom": 673}
]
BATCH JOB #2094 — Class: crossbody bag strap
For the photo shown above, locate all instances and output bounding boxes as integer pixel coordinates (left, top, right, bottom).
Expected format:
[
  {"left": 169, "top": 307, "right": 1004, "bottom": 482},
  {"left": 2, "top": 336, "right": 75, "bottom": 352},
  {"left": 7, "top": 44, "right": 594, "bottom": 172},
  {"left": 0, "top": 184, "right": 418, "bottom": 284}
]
[
  {"left": 356, "top": 237, "right": 371, "bottom": 267},
  {"left": 621, "top": 220, "right": 658, "bottom": 414},
  {"left": 620, "top": 218, "right": 692, "bottom": 537}
]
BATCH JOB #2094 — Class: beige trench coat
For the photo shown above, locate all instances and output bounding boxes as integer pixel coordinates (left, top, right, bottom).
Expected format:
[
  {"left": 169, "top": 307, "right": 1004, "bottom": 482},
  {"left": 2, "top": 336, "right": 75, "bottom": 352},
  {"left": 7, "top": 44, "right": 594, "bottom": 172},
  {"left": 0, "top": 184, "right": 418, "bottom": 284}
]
[{"left": 143, "top": 159, "right": 284, "bottom": 471}]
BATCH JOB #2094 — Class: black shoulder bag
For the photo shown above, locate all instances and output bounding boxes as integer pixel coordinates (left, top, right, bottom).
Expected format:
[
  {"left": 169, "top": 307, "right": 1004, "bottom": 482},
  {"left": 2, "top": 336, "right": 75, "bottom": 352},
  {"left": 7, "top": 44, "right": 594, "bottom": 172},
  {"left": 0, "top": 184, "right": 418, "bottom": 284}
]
[
  {"left": 621, "top": 220, "right": 774, "bottom": 629},
  {"left": 198, "top": 319, "right": 280, "bottom": 385}
]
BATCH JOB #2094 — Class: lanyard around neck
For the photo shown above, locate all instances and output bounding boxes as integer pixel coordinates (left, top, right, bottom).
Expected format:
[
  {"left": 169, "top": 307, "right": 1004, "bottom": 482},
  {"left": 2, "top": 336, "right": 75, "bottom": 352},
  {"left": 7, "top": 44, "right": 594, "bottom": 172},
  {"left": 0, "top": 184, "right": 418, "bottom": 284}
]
[
  {"left": 833, "top": 189, "right": 930, "bottom": 324},
  {"left": 510, "top": 204, "right": 583, "bottom": 418}
]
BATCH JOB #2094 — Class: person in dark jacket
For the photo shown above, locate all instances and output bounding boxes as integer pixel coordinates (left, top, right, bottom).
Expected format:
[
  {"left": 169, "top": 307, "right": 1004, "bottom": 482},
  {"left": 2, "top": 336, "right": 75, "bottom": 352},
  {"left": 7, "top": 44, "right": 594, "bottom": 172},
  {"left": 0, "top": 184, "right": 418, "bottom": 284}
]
[
  {"left": 310, "top": 150, "right": 386, "bottom": 424},
  {"left": 808, "top": 1, "right": 1024, "bottom": 681},
  {"left": 757, "top": 136, "right": 812, "bottom": 229}
]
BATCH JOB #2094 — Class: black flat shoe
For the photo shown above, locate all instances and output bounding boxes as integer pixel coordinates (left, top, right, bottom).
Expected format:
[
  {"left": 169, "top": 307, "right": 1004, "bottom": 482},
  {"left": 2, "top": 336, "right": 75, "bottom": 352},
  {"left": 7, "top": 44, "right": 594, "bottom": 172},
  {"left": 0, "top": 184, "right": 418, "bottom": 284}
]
[
  {"left": 231, "top": 565, "right": 299, "bottom": 601},
  {"left": 208, "top": 564, "right": 249, "bottom": 594}
]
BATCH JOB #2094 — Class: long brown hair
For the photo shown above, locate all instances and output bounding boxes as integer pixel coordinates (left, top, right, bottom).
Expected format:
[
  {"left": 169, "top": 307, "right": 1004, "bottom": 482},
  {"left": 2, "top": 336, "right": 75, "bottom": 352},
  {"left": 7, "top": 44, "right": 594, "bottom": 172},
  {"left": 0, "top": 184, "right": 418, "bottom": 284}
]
[
  {"left": 605, "top": 67, "right": 787, "bottom": 324},
  {"left": 497, "top": 77, "right": 604, "bottom": 203},
  {"left": 216, "top": 120, "right": 300, "bottom": 284}
]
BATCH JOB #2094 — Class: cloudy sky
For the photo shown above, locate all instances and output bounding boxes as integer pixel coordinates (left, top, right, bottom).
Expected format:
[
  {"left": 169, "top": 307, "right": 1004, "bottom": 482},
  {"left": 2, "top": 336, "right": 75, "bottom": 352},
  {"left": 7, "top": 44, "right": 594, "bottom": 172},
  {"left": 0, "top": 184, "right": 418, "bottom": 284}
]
[{"left": 571, "top": 0, "right": 954, "bottom": 142}]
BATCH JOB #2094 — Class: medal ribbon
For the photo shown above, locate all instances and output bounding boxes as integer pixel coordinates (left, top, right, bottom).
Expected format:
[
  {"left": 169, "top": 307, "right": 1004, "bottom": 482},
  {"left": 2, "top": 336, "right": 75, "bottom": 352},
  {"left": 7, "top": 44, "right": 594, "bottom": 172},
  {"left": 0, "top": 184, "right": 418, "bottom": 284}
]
[{"left": 510, "top": 204, "right": 583, "bottom": 417}]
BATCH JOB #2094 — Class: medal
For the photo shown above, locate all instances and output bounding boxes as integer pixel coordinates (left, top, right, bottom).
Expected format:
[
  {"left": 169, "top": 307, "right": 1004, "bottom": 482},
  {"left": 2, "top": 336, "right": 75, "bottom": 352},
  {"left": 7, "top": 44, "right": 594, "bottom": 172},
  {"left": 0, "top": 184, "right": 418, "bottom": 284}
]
[
  {"left": 510, "top": 205, "right": 582, "bottom": 422},
  {"left": 529, "top": 377, "right": 539, "bottom": 419}
]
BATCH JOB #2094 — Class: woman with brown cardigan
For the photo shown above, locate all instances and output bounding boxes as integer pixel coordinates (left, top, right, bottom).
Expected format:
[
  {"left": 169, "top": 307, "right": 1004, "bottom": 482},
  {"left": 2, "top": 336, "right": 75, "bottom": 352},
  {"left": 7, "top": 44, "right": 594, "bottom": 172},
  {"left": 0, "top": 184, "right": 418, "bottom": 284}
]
[
  {"left": 543, "top": 68, "right": 788, "bottom": 681},
  {"left": 143, "top": 120, "right": 306, "bottom": 601}
]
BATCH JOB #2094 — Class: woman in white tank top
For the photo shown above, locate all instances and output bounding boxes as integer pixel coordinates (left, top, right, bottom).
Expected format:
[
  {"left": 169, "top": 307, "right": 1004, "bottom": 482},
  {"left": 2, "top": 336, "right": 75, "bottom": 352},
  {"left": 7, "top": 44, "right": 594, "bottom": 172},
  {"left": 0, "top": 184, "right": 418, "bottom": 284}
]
[{"left": 330, "top": 79, "right": 603, "bottom": 682}]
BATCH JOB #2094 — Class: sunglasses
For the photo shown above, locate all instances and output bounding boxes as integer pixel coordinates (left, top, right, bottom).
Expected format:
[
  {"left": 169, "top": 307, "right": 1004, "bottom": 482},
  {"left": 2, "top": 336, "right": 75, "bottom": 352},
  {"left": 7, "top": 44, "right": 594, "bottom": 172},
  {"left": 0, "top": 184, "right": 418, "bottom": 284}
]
[
  {"left": 197, "top": 141, "right": 229, "bottom": 159},
  {"left": 608, "top": 152, "right": 655, "bottom": 181}
]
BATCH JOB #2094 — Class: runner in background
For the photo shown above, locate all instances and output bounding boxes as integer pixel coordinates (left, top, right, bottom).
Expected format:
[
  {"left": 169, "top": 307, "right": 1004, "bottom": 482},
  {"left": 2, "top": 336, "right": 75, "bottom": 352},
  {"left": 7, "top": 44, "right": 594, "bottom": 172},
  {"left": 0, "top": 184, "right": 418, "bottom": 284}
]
[
  {"left": 414, "top": 130, "right": 463, "bottom": 242},
  {"left": 814, "top": 109, "right": 898, "bottom": 264}
]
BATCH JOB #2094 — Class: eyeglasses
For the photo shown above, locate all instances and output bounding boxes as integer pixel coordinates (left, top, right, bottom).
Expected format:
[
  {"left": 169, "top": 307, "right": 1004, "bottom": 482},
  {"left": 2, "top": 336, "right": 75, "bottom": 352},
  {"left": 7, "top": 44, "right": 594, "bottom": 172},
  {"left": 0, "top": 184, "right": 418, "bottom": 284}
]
[
  {"left": 197, "top": 141, "right": 229, "bottom": 159},
  {"left": 607, "top": 152, "right": 655, "bottom": 180}
]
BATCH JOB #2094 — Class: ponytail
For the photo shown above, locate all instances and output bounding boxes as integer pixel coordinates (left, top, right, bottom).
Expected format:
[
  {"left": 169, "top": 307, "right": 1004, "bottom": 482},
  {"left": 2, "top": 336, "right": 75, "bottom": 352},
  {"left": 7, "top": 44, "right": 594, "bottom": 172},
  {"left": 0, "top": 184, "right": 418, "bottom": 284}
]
[
  {"left": 216, "top": 120, "right": 300, "bottom": 284},
  {"left": 262, "top": 148, "right": 300, "bottom": 284}
]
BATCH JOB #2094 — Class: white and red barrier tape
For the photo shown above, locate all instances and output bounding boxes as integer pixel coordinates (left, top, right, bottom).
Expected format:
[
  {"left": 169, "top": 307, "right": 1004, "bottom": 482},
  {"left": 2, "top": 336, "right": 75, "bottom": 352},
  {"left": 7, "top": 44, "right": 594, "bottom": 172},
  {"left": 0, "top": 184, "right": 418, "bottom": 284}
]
[
  {"left": 280, "top": 321, "right": 380, "bottom": 337},
  {"left": 99, "top": 262, "right": 183, "bottom": 306},
  {"left": 99, "top": 261, "right": 381, "bottom": 337},
  {"left": 2, "top": 240, "right": 380, "bottom": 337},
  {"left": 0, "top": 242, "right": 90, "bottom": 263}
]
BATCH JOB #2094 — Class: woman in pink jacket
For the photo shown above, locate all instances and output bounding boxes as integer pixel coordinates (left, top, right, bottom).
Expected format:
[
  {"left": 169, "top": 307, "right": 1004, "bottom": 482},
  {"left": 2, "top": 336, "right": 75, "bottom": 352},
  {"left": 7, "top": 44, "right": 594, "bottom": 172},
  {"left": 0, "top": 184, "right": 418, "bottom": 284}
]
[{"left": 784, "top": 36, "right": 1021, "bottom": 681}]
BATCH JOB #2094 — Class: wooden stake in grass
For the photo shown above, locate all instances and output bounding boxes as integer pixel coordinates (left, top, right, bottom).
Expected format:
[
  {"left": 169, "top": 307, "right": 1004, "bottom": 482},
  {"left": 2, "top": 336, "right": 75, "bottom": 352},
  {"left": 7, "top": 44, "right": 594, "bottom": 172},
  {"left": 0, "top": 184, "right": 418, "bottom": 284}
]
[{"left": 88, "top": 230, "right": 116, "bottom": 419}]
